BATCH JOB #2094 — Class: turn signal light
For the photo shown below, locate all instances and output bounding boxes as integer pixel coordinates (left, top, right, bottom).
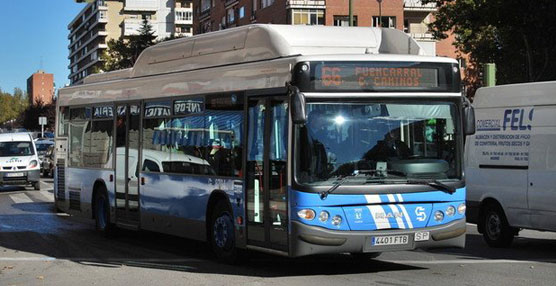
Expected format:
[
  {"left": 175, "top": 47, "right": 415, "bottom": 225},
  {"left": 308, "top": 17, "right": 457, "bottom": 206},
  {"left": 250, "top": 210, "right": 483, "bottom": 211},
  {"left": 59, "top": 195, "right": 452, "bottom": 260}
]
[{"left": 297, "top": 209, "right": 316, "bottom": 220}]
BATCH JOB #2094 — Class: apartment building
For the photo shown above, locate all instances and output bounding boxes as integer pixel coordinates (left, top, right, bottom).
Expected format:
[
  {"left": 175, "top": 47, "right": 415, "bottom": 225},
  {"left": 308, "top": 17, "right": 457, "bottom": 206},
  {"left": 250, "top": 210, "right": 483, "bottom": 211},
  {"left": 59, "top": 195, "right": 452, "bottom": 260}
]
[
  {"left": 69, "top": 0, "right": 194, "bottom": 85},
  {"left": 193, "top": 0, "right": 462, "bottom": 63},
  {"left": 27, "top": 71, "right": 54, "bottom": 106}
]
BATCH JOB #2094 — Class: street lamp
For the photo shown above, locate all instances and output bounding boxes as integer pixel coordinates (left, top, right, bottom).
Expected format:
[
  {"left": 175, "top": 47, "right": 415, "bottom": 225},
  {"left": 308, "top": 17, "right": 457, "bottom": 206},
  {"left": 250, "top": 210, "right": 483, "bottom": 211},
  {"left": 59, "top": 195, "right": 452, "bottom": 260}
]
[{"left": 377, "top": 0, "right": 383, "bottom": 27}]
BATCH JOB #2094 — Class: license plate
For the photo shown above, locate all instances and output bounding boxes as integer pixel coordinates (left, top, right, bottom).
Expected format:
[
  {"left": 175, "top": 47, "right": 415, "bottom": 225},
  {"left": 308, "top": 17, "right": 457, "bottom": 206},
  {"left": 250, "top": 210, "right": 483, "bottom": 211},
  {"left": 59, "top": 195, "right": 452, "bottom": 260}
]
[
  {"left": 5, "top": 172, "right": 24, "bottom": 177},
  {"left": 415, "top": 231, "right": 430, "bottom": 242},
  {"left": 372, "top": 235, "right": 409, "bottom": 246}
]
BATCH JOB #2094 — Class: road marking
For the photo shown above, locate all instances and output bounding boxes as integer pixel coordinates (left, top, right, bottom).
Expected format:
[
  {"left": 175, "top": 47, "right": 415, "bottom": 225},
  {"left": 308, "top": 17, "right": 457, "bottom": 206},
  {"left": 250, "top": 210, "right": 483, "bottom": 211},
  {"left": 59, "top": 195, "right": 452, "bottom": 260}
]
[
  {"left": 0, "top": 257, "right": 202, "bottom": 263},
  {"left": 39, "top": 190, "right": 54, "bottom": 202},
  {"left": 9, "top": 193, "right": 33, "bottom": 204},
  {"left": 383, "top": 259, "right": 556, "bottom": 265}
]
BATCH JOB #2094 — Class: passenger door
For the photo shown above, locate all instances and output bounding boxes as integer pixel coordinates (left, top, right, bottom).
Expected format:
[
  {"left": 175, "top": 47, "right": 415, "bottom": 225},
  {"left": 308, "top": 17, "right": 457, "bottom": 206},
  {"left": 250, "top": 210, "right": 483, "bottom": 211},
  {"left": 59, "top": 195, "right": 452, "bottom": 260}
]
[
  {"left": 246, "top": 98, "right": 289, "bottom": 252},
  {"left": 114, "top": 103, "right": 141, "bottom": 226}
]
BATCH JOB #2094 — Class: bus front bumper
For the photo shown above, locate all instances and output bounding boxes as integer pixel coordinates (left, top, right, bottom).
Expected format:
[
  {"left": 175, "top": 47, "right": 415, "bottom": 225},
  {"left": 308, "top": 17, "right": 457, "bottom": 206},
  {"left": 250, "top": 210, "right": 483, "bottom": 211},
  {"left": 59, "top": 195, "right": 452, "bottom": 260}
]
[{"left": 290, "top": 218, "right": 466, "bottom": 257}]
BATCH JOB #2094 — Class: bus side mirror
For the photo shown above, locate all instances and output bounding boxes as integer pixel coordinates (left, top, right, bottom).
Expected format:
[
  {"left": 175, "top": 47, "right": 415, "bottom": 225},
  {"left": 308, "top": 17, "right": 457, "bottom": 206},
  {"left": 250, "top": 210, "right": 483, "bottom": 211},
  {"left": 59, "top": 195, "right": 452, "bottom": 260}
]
[
  {"left": 289, "top": 85, "right": 307, "bottom": 125},
  {"left": 463, "top": 99, "right": 476, "bottom": 136}
]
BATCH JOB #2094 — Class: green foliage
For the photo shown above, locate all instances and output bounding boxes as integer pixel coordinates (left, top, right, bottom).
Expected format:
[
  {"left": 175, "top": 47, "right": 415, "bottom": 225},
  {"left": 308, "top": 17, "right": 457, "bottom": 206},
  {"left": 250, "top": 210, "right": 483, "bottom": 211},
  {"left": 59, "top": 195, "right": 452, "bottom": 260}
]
[
  {"left": 0, "top": 88, "right": 28, "bottom": 126},
  {"left": 424, "top": 0, "right": 556, "bottom": 88},
  {"left": 97, "top": 18, "right": 157, "bottom": 72},
  {"left": 19, "top": 99, "right": 56, "bottom": 131}
]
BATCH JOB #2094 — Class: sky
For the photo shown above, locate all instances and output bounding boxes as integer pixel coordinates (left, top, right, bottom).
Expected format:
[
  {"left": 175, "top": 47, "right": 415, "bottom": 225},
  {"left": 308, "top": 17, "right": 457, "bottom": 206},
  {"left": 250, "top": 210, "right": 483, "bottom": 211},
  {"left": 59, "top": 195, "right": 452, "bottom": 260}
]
[{"left": 0, "top": 1, "right": 86, "bottom": 95}]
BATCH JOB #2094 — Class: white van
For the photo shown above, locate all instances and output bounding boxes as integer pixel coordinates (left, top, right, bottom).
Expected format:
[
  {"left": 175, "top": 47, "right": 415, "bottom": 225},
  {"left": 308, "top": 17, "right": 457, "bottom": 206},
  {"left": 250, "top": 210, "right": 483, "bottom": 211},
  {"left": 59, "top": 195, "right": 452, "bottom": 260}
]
[
  {"left": 0, "top": 133, "right": 41, "bottom": 190},
  {"left": 465, "top": 81, "right": 556, "bottom": 247}
]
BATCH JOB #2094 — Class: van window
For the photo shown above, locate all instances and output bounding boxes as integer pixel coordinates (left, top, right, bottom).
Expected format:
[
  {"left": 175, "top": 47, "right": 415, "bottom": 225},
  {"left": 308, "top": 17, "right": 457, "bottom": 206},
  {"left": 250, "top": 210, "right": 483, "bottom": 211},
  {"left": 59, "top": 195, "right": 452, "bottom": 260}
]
[
  {"left": 0, "top": 142, "right": 35, "bottom": 156},
  {"left": 142, "top": 159, "right": 160, "bottom": 172}
]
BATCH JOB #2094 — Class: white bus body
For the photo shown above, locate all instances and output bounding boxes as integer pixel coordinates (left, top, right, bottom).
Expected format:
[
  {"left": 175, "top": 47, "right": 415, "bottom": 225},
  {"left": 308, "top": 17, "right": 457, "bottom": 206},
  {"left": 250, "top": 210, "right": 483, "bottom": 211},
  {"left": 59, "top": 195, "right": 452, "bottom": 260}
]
[{"left": 466, "top": 81, "right": 556, "bottom": 247}]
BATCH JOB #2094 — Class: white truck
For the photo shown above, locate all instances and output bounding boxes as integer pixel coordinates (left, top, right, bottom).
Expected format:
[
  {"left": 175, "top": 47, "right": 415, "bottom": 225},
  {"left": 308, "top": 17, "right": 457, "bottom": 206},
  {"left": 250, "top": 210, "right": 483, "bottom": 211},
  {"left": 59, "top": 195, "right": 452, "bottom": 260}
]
[{"left": 465, "top": 81, "right": 556, "bottom": 247}]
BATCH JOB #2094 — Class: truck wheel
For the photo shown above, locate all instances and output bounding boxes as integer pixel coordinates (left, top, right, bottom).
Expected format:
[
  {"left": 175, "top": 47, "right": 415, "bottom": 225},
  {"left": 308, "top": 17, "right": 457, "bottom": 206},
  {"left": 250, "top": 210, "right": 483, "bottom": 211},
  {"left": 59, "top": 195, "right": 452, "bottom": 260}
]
[
  {"left": 34, "top": 182, "right": 41, "bottom": 190},
  {"left": 209, "top": 201, "right": 237, "bottom": 263},
  {"left": 481, "top": 204, "right": 515, "bottom": 248},
  {"left": 94, "top": 189, "right": 116, "bottom": 237}
]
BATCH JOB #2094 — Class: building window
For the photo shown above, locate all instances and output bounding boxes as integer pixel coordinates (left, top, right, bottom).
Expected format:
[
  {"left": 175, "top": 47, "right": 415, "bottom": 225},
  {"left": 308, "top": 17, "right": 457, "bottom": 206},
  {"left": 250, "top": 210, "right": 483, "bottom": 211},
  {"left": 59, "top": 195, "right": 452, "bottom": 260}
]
[
  {"left": 239, "top": 6, "right": 245, "bottom": 19},
  {"left": 292, "top": 9, "right": 324, "bottom": 25},
  {"left": 372, "top": 16, "right": 396, "bottom": 28},
  {"left": 333, "top": 15, "right": 357, "bottom": 27},
  {"left": 176, "top": 11, "right": 192, "bottom": 21},
  {"left": 262, "top": 0, "right": 274, "bottom": 9},
  {"left": 98, "top": 10, "right": 107, "bottom": 20},
  {"left": 201, "top": 0, "right": 210, "bottom": 12},
  {"left": 227, "top": 8, "right": 235, "bottom": 24}
]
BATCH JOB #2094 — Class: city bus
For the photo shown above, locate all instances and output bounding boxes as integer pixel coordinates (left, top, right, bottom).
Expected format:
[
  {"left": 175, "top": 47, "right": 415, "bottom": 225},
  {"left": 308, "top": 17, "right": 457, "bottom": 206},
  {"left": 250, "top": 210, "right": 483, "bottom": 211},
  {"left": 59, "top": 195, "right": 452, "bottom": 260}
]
[{"left": 54, "top": 24, "right": 475, "bottom": 260}]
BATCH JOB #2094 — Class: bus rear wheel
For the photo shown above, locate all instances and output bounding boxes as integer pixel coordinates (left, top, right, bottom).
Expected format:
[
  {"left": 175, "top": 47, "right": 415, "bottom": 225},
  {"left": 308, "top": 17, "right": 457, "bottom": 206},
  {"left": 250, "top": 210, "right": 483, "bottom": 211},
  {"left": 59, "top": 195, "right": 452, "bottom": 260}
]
[
  {"left": 209, "top": 201, "right": 237, "bottom": 263},
  {"left": 481, "top": 204, "right": 515, "bottom": 248},
  {"left": 94, "top": 188, "right": 116, "bottom": 237}
]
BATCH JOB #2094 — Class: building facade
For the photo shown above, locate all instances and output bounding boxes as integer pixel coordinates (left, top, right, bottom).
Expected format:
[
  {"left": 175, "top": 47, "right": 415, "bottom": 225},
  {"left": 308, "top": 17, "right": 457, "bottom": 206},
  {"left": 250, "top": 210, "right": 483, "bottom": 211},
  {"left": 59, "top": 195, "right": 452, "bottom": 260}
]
[
  {"left": 27, "top": 71, "right": 54, "bottom": 106},
  {"left": 69, "top": 0, "right": 194, "bottom": 85},
  {"left": 193, "top": 0, "right": 463, "bottom": 63}
]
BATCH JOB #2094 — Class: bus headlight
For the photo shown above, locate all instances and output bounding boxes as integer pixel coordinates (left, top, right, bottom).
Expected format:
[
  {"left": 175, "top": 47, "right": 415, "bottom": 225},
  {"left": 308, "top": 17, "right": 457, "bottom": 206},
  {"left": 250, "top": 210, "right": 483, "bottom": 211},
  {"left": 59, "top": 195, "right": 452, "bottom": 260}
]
[
  {"left": 331, "top": 215, "right": 342, "bottom": 226},
  {"left": 446, "top": 206, "right": 456, "bottom": 216},
  {"left": 319, "top": 211, "right": 329, "bottom": 222},
  {"left": 297, "top": 209, "right": 315, "bottom": 220},
  {"left": 458, "top": 203, "right": 466, "bottom": 215},
  {"left": 434, "top": 211, "right": 444, "bottom": 222}
]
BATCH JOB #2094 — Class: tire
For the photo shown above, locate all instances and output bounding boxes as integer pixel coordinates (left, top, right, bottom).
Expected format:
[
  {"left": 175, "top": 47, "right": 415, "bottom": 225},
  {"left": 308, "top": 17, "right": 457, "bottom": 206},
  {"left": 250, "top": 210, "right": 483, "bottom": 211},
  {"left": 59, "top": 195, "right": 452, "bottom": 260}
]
[
  {"left": 481, "top": 204, "right": 516, "bottom": 248},
  {"left": 33, "top": 182, "right": 41, "bottom": 190},
  {"left": 209, "top": 201, "right": 237, "bottom": 263},
  {"left": 94, "top": 188, "right": 116, "bottom": 237},
  {"left": 350, "top": 252, "right": 382, "bottom": 260}
]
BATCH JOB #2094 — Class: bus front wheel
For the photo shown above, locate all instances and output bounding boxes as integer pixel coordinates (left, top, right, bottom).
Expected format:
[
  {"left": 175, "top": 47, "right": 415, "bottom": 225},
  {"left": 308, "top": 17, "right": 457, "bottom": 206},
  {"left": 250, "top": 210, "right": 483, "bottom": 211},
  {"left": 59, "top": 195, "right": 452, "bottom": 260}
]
[
  {"left": 481, "top": 204, "right": 516, "bottom": 248},
  {"left": 209, "top": 201, "right": 237, "bottom": 263}
]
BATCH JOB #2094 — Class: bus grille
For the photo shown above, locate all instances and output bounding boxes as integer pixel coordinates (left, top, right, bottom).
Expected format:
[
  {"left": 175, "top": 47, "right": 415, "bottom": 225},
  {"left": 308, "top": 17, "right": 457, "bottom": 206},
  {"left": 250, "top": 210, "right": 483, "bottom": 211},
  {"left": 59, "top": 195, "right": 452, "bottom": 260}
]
[{"left": 56, "top": 160, "right": 65, "bottom": 201}]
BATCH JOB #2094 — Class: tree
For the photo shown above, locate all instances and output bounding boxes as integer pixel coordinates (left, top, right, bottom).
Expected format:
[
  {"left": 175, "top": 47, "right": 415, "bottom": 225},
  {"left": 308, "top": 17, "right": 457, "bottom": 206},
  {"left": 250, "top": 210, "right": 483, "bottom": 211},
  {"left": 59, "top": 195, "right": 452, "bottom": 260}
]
[
  {"left": 96, "top": 18, "right": 157, "bottom": 72},
  {"left": 424, "top": 0, "right": 556, "bottom": 97},
  {"left": 0, "top": 88, "right": 28, "bottom": 127}
]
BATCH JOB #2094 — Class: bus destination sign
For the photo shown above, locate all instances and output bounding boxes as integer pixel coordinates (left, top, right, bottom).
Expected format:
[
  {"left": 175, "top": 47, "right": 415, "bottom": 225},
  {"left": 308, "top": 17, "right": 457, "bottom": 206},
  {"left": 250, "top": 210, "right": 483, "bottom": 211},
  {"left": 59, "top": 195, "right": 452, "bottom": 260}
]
[{"left": 311, "top": 62, "right": 455, "bottom": 92}]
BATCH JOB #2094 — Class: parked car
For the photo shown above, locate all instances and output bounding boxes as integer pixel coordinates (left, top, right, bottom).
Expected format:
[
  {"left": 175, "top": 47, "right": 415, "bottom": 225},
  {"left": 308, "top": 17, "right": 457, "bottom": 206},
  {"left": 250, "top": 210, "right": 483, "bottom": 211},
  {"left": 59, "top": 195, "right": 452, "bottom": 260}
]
[
  {"left": 35, "top": 140, "right": 54, "bottom": 175},
  {"left": 0, "top": 133, "right": 41, "bottom": 190},
  {"left": 465, "top": 81, "right": 556, "bottom": 247}
]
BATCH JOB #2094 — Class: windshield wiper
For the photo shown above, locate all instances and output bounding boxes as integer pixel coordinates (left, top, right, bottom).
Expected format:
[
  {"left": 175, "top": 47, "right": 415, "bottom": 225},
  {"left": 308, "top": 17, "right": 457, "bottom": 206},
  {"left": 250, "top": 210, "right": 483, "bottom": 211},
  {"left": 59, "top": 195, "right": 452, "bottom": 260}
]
[
  {"left": 406, "top": 179, "right": 456, "bottom": 194},
  {"left": 320, "top": 174, "right": 355, "bottom": 200}
]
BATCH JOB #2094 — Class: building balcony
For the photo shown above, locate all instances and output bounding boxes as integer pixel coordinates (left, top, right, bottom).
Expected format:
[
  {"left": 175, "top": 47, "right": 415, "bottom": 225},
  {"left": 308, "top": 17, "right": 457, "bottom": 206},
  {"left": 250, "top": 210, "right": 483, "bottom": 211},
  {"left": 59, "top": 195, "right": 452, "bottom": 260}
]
[
  {"left": 175, "top": 8, "right": 193, "bottom": 25},
  {"left": 403, "top": 0, "right": 436, "bottom": 12},
  {"left": 286, "top": 0, "right": 326, "bottom": 9},
  {"left": 123, "top": 0, "right": 158, "bottom": 11},
  {"left": 123, "top": 19, "right": 159, "bottom": 36},
  {"left": 175, "top": 1, "right": 192, "bottom": 9},
  {"left": 224, "top": 0, "right": 239, "bottom": 8},
  {"left": 199, "top": 8, "right": 211, "bottom": 20}
]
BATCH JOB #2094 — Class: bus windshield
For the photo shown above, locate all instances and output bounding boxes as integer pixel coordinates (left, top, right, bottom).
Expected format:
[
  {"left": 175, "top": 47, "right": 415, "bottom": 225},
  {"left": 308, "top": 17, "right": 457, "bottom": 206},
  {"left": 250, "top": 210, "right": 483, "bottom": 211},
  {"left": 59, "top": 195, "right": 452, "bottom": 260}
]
[{"left": 296, "top": 101, "right": 459, "bottom": 186}]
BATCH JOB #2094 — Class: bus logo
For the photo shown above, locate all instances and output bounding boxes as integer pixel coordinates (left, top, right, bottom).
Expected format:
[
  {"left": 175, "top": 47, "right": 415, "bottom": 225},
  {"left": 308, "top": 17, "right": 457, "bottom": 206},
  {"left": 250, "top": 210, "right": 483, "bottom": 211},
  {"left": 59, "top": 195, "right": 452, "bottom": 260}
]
[{"left": 415, "top": 207, "right": 427, "bottom": 221}]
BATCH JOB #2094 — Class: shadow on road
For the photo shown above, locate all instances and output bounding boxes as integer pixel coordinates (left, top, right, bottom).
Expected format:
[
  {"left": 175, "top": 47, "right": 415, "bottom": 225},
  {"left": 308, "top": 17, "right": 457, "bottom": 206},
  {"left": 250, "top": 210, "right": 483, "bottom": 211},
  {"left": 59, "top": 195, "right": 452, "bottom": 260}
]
[
  {"left": 428, "top": 232, "right": 556, "bottom": 263},
  {"left": 0, "top": 225, "right": 423, "bottom": 277}
]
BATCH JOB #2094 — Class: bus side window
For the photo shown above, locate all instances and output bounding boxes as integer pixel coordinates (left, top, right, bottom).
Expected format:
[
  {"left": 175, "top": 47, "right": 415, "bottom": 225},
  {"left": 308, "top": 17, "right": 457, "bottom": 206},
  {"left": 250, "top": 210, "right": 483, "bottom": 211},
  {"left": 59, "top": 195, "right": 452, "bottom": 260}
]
[{"left": 143, "top": 159, "right": 160, "bottom": 172}]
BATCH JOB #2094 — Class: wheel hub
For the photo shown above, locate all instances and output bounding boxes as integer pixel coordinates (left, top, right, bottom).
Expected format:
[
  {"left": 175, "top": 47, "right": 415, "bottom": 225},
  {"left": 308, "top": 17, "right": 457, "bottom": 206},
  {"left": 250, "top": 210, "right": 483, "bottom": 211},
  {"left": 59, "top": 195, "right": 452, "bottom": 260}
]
[
  {"left": 486, "top": 212, "right": 501, "bottom": 240},
  {"left": 214, "top": 215, "right": 231, "bottom": 249}
]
